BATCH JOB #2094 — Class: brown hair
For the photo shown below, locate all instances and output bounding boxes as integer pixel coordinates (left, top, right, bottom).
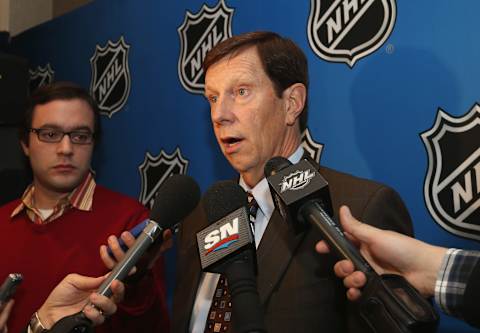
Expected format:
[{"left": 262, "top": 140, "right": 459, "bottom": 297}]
[
  {"left": 203, "top": 31, "right": 309, "bottom": 131},
  {"left": 20, "top": 81, "right": 101, "bottom": 145}
]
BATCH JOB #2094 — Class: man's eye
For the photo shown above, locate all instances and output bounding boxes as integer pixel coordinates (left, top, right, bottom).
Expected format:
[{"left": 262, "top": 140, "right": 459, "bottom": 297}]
[
  {"left": 42, "top": 131, "right": 60, "bottom": 139},
  {"left": 209, "top": 95, "right": 218, "bottom": 103},
  {"left": 238, "top": 88, "right": 247, "bottom": 96},
  {"left": 71, "top": 132, "right": 91, "bottom": 143}
]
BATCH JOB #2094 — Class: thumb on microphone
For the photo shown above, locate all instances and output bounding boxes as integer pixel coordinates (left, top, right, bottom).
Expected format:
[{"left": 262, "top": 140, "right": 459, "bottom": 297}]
[
  {"left": 338, "top": 205, "right": 382, "bottom": 246},
  {"left": 315, "top": 205, "right": 365, "bottom": 253}
]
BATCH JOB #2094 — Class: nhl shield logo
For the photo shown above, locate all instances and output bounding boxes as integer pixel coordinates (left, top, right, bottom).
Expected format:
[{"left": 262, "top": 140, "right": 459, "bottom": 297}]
[
  {"left": 307, "top": 0, "right": 396, "bottom": 67},
  {"left": 90, "top": 36, "right": 131, "bottom": 117},
  {"left": 178, "top": 0, "right": 234, "bottom": 94},
  {"left": 421, "top": 104, "right": 480, "bottom": 240},
  {"left": 138, "top": 148, "right": 189, "bottom": 209},
  {"left": 302, "top": 128, "right": 324, "bottom": 164},
  {"left": 29, "top": 63, "right": 54, "bottom": 92}
]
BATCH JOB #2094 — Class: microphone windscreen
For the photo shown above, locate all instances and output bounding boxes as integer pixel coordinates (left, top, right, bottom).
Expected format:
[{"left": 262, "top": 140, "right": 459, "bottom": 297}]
[
  {"left": 150, "top": 174, "right": 201, "bottom": 228},
  {"left": 203, "top": 180, "right": 248, "bottom": 224},
  {"left": 264, "top": 156, "right": 292, "bottom": 177}
]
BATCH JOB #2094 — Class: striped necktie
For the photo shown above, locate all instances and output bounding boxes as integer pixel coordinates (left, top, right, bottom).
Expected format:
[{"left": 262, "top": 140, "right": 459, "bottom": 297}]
[{"left": 247, "top": 192, "right": 259, "bottom": 226}]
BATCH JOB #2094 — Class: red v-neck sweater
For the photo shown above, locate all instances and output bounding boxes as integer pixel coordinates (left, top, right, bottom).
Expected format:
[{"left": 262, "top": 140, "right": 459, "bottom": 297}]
[{"left": 0, "top": 185, "right": 170, "bottom": 333}]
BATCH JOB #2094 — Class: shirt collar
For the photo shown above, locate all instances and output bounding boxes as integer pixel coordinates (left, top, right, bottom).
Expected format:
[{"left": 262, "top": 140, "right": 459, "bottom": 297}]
[
  {"left": 10, "top": 172, "right": 96, "bottom": 221},
  {"left": 239, "top": 145, "right": 305, "bottom": 217}
]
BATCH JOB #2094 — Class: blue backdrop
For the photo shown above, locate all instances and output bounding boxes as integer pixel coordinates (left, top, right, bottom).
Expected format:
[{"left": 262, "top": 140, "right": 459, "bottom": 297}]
[{"left": 11, "top": 1, "right": 480, "bottom": 331}]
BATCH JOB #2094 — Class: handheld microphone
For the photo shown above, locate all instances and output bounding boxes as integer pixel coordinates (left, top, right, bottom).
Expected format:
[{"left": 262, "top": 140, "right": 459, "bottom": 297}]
[
  {"left": 97, "top": 174, "right": 201, "bottom": 297},
  {"left": 49, "top": 175, "right": 201, "bottom": 333},
  {"left": 265, "top": 157, "right": 439, "bottom": 333},
  {"left": 196, "top": 181, "right": 265, "bottom": 333},
  {"left": 264, "top": 157, "right": 372, "bottom": 273}
]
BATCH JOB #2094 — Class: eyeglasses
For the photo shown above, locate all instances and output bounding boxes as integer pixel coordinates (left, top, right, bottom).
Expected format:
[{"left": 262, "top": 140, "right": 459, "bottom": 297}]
[{"left": 29, "top": 128, "right": 95, "bottom": 145}]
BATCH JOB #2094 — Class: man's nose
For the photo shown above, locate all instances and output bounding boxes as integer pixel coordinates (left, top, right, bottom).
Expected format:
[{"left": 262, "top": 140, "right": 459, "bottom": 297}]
[
  {"left": 211, "top": 95, "right": 235, "bottom": 124},
  {"left": 56, "top": 134, "right": 74, "bottom": 155}
]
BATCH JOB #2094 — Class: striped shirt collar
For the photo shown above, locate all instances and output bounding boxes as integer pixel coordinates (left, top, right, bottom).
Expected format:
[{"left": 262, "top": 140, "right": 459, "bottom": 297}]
[{"left": 10, "top": 172, "right": 96, "bottom": 224}]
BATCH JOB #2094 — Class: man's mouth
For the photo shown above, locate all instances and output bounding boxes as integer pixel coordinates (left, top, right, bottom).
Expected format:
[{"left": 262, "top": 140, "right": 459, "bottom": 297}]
[
  {"left": 53, "top": 164, "right": 75, "bottom": 172},
  {"left": 222, "top": 137, "right": 243, "bottom": 147}
]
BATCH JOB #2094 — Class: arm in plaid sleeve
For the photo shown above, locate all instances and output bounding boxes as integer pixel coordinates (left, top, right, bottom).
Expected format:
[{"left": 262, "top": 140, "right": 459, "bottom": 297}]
[{"left": 435, "top": 248, "right": 480, "bottom": 324}]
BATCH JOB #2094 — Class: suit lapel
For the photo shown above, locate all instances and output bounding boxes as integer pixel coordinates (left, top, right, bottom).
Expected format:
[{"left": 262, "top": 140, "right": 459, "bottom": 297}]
[
  {"left": 183, "top": 240, "right": 204, "bottom": 312},
  {"left": 254, "top": 152, "right": 315, "bottom": 304},
  {"left": 256, "top": 209, "right": 306, "bottom": 304},
  {"left": 175, "top": 204, "right": 209, "bottom": 332}
]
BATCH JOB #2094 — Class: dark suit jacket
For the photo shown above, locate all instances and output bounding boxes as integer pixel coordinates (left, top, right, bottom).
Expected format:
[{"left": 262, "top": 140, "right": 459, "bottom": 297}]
[
  {"left": 462, "top": 259, "right": 480, "bottom": 328},
  {"left": 172, "top": 166, "right": 414, "bottom": 332}
]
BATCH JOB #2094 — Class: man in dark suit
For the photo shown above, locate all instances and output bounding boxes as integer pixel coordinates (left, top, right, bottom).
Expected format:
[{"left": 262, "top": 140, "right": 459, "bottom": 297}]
[{"left": 172, "top": 31, "right": 413, "bottom": 332}]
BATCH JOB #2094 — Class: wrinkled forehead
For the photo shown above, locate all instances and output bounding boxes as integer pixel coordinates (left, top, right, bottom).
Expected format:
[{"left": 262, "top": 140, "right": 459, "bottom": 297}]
[{"left": 205, "top": 47, "right": 269, "bottom": 89}]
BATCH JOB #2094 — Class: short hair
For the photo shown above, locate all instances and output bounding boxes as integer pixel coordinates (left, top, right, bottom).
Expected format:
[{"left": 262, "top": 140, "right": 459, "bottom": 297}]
[
  {"left": 20, "top": 81, "right": 101, "bottom": 145},
  {"left": 203, "top": 31, "right": 309, "bottom": 132}
]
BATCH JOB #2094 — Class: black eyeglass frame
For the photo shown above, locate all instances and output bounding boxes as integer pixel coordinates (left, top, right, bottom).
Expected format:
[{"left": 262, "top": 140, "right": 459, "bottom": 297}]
[{"left": 28, "top": 128, "right": 95, "bottom": 145}]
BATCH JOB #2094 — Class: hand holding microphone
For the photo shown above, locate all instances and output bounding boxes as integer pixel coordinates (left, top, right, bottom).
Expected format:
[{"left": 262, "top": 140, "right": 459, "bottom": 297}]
[
  {"left": 97, "top": 174, "right": 200, "bottom": 297},
  {"left": 49, "top": 174, "right": 200, "bottom": 333},
  {"left": 36, "top": 274, "right": 124, "bottom": 331},
  {"left": 316, "top": 206, "right": 447, "bottom": 299},
  {"left": 265, "top": 156, "right": 439, "bottom": 333},
  {"left": 264, "top": 157, "right": 372, "bottom": 272}
]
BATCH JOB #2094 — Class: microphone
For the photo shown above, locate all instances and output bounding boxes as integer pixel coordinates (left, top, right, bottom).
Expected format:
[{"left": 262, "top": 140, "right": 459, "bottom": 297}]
[
  {"left": 265, "top": 157, "right": 440, "bottom": 333},
  {"left": 196, "top": 181, "right": 265, "bottom": 333},
  {"left": 97, "top": 174, "right": 200, "bottom": 297},
  {"left": 264, "top": 157, "right": 372, "bottom": 272},
  {"left": 49, "top": 174, "right": 201, "bottom": 333}
]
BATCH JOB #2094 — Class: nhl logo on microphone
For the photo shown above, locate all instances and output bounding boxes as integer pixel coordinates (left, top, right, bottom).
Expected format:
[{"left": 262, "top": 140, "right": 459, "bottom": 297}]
[
  {"left": 280, "top": 169, "right": 316, "bottom": 193},
  {"left": 307, "top": 0, "right": 396, "bottom": 67},
  {"left": 177, "top": 0, "right": 234, "bottom": 94},
  {"left": 422, "top": 104, "right": 480, "bottom": 240},
  {"left": 90, "top": 36, "right": 131, "bottom": 117}
]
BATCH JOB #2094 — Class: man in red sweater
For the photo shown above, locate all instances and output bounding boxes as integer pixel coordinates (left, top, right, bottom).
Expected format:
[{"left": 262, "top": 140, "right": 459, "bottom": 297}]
[{"left": 0, "top": 82, "right": 170, "bottom": 333}]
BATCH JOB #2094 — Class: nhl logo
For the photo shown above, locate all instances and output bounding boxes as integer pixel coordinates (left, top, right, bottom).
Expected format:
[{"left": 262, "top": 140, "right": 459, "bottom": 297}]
[
  {"left": 178, "top": 0, "right": 234, "bottom": 94},
  {"left": 307, "top": 0, "right": 396, "bottom": 67},
  {"left": 29, "top": 63, "right": 54, "bottom": 93},
  {"left": 90, "top": 36, "right": 131, "bottom": 117},
  {"left": 421, "top": 104, "right": 480, "bottom": 240},
  {"left": 138, "top": 148, "right": 189, "bottom": 209},
  {"left": 302, "top": 128, "right": 324, "bottom": 164},
  {"left": 280, "top": 169, "right": 316, "bottom": 193}
]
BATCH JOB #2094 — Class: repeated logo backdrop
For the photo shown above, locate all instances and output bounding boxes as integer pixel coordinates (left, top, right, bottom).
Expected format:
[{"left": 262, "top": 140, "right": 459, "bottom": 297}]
[
  {"left": 29, "top": 63, "right": 54, "bottom": 92},
  {"left": 89, "top": 36, "right": 131, "bottom": 117},
  {"left": 10, "top": 1, "right": 480, "bottom": 331}
]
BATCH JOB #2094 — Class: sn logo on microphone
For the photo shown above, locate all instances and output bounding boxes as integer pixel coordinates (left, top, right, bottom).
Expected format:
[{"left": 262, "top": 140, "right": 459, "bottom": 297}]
[
  {"left": 280, "top": 169, "right": 315, "bottom": 193},
  {"left": 204, "top": 219, "right": 239, "bottom": 255}
]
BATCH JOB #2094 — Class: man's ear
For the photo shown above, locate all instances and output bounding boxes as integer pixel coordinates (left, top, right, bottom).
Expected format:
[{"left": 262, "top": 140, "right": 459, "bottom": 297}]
[
  {"left": 21, "top": 140, "right": 30, "bottom": 157},
  {"left": 283, "top": 83, "right": 306, "bottom": 126}
]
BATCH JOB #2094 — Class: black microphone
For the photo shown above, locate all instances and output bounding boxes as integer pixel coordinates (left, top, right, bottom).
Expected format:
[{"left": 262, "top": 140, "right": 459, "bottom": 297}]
[
  {"left": 264, "top": 157, "right": 372, "bottom": 273},
  {"left": 196, "top": 181, "right": 265, "bottom": 333},
  {"left": 97, "top": 174, "right": 201, "bottom": 296},
  {"left": 265, "top": 157, "right": 440, "bottom": 333}
]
